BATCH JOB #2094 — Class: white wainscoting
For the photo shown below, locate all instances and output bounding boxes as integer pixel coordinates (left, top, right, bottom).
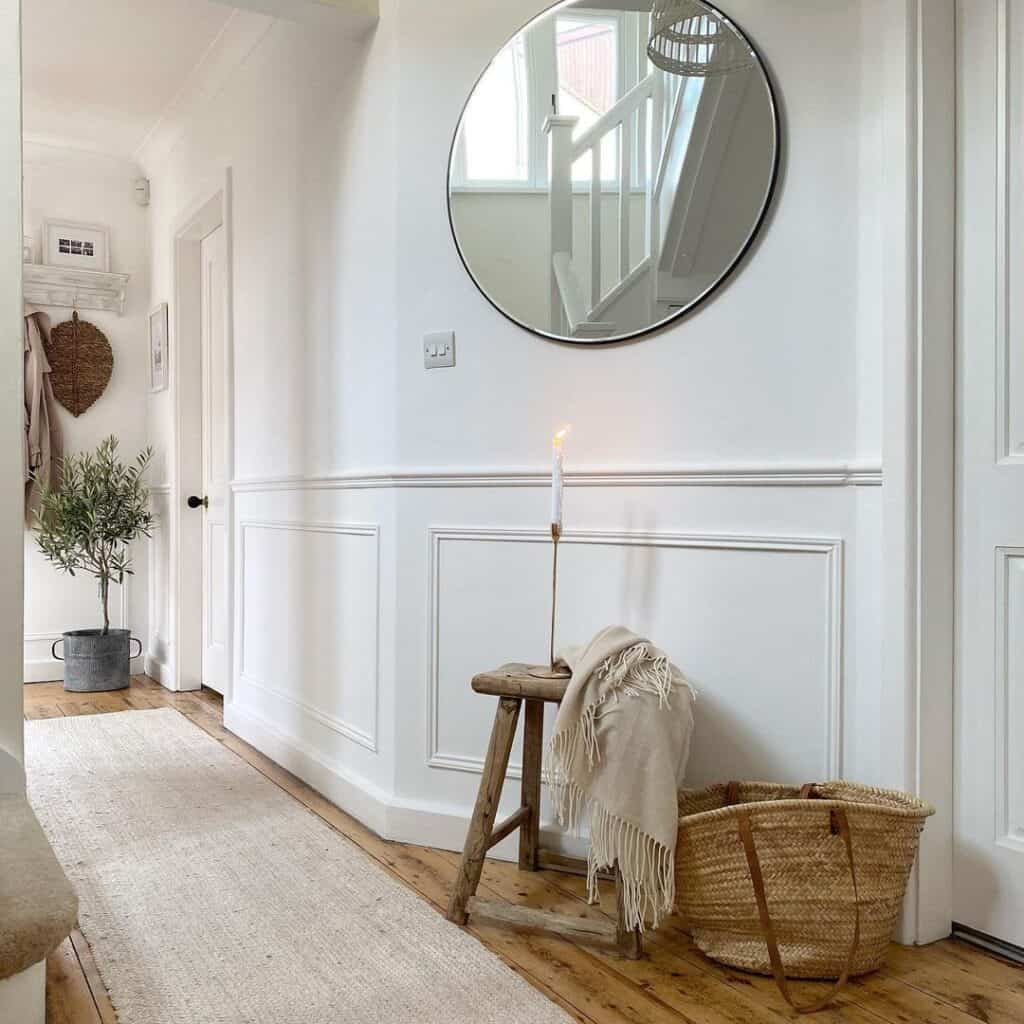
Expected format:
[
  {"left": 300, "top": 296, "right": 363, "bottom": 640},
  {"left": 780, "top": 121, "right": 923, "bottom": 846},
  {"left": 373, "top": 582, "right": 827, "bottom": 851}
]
[
  {"left": 172, "top": 468, "right": 863, "bottom": 861},
  {"left": 427, "top": 527, "right": 843, "bottom": 787},
  {"left": 146, "top": 487, "right": 172, "bottom": 686},
  {"left": 236, "top": 519, "right": 380, "bottom": 752},
  {"left": 24, "top": 584, "right": 130, "bottom": 683}
]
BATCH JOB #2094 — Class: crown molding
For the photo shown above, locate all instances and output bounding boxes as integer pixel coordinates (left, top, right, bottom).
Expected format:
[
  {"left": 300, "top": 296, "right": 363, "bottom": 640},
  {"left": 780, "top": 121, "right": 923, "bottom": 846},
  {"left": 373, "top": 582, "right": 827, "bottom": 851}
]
[{"left": 134, "top": 10, "right": 275, "bottom": 171}]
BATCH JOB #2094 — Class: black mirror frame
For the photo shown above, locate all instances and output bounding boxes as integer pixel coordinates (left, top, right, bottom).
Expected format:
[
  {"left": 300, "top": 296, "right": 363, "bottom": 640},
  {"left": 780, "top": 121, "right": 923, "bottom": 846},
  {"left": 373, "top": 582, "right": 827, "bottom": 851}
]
[{"left": 446, "top": 0, "right": 782, "bottom": 346}]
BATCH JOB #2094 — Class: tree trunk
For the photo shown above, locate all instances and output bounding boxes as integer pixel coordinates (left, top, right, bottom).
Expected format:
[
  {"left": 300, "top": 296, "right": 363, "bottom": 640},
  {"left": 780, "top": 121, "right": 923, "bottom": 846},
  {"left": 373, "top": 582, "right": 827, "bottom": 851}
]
[{"left": 100, "top": 576, "right": 110, "bottom": 635}]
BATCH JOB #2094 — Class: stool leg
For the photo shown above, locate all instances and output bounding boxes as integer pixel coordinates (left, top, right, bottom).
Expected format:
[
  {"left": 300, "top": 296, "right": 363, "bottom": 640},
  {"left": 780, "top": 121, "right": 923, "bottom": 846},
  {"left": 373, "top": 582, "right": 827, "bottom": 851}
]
[
  {"left": 614, "top": 864, "right": 644, "bottom": 959},
  {"left": 518, "top": 699, "right": 544, "bottom": 871},
  {"left": 447, "top": 696, "right": 522, "bottom": 925}
]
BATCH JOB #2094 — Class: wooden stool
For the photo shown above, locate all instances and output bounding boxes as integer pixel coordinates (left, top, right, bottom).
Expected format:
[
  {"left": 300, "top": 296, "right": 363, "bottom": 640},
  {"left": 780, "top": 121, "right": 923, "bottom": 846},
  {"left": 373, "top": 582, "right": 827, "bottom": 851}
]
[{"left": 446, "top": 663, "right": 643, "bottom": 958}]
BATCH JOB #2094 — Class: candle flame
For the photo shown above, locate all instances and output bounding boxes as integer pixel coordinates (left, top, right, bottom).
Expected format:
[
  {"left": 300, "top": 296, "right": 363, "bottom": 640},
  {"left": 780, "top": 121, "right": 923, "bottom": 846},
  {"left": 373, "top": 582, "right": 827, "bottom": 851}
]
[{"left": 552, "top": 425, "right": 571, "bottom": 448}]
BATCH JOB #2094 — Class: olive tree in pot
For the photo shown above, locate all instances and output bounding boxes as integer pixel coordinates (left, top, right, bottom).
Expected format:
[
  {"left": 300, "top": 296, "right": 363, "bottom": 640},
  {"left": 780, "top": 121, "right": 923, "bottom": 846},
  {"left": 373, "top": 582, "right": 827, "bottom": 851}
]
[{"left": 36, "top": 436, "right": 154, "bottom": 692}]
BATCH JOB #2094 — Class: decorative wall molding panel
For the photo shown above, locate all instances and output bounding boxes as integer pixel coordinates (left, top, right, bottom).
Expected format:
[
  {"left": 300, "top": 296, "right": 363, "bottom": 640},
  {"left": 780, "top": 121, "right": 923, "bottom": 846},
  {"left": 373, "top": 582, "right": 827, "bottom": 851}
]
[
  {"left": 231, "top": 463, "right": 883, "bottom": 493},
  {"left": 426, "top": 527, "right": 844, "bottom": 784},
  {"left": 23, "top": 584, "right": 129, "bottom": 644},
  {"left": 237, "top": 520, "right": 380, "bottom": 752},
  {"left": 23, "top": 264, "right": 129, "bottom": 315},
  {"left": 995, "top": 547, "right": 1024, "bottom": 852},
  {"left": 23, "top": 584, "right": 131, "bottom": 682},
  {"left": 995, "top": 0, "right": 1024, "bottom": 464}
]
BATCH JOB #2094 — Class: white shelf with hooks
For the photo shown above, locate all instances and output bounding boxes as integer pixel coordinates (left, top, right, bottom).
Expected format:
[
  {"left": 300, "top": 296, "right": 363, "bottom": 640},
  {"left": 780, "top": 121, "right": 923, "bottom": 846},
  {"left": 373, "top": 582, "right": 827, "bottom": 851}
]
[{"left": 23, "top": 264, "right": 129, "bottom": 315}]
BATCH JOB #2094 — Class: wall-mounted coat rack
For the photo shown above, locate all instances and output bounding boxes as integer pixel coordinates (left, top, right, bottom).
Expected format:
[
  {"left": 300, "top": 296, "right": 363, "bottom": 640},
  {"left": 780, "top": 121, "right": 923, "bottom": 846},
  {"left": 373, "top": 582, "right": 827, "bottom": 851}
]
[{"left": 24, "top": 265, "right": 129, "bottom": 316}]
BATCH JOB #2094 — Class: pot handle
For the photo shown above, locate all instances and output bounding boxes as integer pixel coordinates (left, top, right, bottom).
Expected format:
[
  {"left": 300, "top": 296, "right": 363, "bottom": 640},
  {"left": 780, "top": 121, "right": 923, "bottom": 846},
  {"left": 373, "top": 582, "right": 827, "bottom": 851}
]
[
  {"left": 51, "top": 638, "right": 64, "bottom": 661},
  {"left": 129, "top": 637, "right": 143, "bottom": 659}
]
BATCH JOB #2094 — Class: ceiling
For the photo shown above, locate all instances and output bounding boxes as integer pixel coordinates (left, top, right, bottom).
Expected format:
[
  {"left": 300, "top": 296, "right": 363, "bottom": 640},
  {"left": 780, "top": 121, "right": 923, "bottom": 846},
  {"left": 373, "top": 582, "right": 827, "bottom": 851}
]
[{"left": 22, "top": 0, "right": 234, "bottom": 158}]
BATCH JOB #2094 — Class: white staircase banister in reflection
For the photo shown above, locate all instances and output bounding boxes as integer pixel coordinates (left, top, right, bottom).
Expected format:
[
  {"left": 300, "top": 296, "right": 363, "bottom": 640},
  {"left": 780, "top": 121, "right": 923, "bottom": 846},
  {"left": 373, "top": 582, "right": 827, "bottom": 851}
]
[
  {"left": 570, "top": 73, "right": 657, "bottom": 160},
  {"left": 548, "top": 71, "right": 669, "bottom": 339},
  {"left": 545, "top": 114, "right": 578, "bottom": 335},
  {"left": 552, "top": 251, "right": 615, "bottom": 338}
]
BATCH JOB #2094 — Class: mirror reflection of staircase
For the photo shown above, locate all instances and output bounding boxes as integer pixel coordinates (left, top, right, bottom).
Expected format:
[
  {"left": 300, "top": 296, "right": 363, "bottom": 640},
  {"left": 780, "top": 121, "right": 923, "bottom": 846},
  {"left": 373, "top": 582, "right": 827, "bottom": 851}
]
[{"left": 547, "top": 63, "right": 773, "bottom": 339}]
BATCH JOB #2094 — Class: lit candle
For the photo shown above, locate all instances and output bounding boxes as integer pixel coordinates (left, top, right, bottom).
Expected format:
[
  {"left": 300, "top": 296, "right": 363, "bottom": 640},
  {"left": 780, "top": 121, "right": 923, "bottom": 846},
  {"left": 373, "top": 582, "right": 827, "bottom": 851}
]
[{"left": 551, "top": 426, "right": 570, "bottom": 529}]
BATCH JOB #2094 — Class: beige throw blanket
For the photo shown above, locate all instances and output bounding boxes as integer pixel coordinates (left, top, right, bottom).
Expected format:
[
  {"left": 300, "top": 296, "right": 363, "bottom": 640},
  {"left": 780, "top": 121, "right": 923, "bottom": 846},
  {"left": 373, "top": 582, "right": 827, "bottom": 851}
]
[{"left": 548, "top": 625, "right": 695, "bottom": 931}]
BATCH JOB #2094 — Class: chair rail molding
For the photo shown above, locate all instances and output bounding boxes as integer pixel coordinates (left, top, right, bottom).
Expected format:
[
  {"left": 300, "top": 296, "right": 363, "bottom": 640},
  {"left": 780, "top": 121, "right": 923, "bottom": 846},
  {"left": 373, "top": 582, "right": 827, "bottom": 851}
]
[
  {"left": 230, "top": 461, "right": 883, "bottom": 493},
  {"left": 236, "top": 519, "right": 381, "bottom": 753},
  {"left": 425, "top": 526, "right": 844, "bottom": 782}
]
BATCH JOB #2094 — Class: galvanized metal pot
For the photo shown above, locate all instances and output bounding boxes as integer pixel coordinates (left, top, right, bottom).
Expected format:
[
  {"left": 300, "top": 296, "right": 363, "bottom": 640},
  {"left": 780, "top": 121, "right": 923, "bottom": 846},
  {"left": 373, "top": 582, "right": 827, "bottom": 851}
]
[{"left": 53, "top": 629, "right": 141, "bottom": 693}]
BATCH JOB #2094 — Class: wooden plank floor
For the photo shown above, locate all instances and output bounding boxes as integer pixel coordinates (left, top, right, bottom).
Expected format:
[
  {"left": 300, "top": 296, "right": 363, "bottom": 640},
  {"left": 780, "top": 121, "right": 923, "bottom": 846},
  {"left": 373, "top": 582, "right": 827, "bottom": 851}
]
[{"left": 24, "top": 676, "right": 1024, "bottom": 1024}]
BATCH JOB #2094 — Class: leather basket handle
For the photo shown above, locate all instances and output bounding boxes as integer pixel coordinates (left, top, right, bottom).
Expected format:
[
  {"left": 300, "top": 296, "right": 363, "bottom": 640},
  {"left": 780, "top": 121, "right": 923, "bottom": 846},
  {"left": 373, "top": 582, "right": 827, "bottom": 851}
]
[{"left": 736, "top": 805, "right": 861, "bottom": 1015}]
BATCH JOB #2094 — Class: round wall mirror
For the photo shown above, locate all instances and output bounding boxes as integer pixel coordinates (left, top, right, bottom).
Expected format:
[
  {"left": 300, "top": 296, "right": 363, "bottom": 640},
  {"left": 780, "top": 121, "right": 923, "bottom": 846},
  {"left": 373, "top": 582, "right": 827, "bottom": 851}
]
[{"left": 448, "top": 0, "right": 779, "bottom": 344}]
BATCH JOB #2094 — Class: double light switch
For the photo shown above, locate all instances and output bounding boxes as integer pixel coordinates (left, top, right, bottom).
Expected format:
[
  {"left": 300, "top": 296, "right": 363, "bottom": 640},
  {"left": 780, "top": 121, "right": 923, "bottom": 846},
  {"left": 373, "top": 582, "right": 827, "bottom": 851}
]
[{"left": 424, "top": 331, "right": 456, "bottom": 369}]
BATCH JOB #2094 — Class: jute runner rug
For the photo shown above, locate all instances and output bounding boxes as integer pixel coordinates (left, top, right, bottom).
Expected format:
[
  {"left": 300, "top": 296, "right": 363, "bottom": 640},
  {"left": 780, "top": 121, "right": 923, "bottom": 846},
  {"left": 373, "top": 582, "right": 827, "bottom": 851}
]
[{"left": 25, "top": 708, "right": 569, "bottom": 1024}]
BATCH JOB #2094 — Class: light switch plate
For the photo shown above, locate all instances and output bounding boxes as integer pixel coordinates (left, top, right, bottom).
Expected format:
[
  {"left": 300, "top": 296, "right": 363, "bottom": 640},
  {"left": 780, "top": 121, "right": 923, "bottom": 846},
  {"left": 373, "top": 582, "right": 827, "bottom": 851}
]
[{"left": 424, "top": 330, "right": 455, "bottom": 369}]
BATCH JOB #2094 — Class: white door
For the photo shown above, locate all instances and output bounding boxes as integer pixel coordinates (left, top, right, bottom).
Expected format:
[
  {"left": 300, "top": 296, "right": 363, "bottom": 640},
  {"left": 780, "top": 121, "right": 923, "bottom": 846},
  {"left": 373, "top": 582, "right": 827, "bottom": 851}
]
[
  {"left": 955, "top": 0, "right": 1024, "bottom": 951},
  {"left": 200, "top": 225, "right": 228, "bottom": 693}
]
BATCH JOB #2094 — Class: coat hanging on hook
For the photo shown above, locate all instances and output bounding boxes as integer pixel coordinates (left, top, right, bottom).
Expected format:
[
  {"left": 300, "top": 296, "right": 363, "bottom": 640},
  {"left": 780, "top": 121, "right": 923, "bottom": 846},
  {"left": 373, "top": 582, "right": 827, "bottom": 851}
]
[{"left": 44, "top": 311, "right": 114, "bottom": 417}]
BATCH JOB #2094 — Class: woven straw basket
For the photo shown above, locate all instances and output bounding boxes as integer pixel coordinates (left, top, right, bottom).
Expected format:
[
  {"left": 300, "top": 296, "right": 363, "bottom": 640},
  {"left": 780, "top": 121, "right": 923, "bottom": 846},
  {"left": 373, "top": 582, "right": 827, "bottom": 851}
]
[{"left": 676, "top": 781, "right": 933, "bottom": 1013}]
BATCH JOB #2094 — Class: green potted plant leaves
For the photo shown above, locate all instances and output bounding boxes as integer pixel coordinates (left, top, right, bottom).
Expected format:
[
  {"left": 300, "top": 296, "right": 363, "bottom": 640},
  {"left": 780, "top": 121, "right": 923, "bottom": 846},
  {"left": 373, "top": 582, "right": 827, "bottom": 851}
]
[{"left": 35, "top": 436, "right": 154, "bottom": 692}]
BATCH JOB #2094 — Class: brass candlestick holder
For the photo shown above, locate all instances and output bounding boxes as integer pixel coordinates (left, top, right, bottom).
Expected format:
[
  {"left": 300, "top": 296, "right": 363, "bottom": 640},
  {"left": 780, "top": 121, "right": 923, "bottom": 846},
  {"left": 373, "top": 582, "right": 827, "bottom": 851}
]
[{"left": 529, "top": 523, "right": 572, "bottom": 680}]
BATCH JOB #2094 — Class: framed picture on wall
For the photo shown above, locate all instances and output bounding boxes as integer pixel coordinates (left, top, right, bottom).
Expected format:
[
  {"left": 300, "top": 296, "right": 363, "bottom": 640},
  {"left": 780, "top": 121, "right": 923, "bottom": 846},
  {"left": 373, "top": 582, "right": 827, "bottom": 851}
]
[
  {"left": 43, "top": 219, "right": 110, "bottom": 271},
  {"left": 149, "top": 304, "right": 169, "bottom": 393}
]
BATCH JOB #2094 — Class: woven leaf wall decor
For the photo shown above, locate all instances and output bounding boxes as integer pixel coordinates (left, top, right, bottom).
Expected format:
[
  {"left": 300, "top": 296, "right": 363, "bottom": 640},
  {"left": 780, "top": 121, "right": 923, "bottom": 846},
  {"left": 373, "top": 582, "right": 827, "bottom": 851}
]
[{"left": 45, "top": 312, "right": 114, "bottom": 417}]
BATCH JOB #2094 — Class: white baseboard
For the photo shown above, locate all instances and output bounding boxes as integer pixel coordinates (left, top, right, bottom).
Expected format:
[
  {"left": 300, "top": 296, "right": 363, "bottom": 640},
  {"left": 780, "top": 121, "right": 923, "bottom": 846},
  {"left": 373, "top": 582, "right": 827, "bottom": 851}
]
[
  {"left": 24, "top": 654, "right": 145, "bottom": 684},
  {"left": 23, "top": 658, "right": 63, "bottom": 684},
  {"left": 223, "top": 700, "right": 587, "bottom": 860},
  {"left": 144, "top": 654, "right": 173, "bottom": 688},
  {"left": 224, "top": 701, "right": 392, "bottom": 838}
]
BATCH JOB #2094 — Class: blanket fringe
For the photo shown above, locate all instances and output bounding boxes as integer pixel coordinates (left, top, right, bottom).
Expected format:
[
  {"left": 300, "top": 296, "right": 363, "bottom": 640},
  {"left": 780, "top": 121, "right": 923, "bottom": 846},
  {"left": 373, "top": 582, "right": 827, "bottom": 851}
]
[{"left": 547, "top": 642, "right": 682, "bottom": 931}]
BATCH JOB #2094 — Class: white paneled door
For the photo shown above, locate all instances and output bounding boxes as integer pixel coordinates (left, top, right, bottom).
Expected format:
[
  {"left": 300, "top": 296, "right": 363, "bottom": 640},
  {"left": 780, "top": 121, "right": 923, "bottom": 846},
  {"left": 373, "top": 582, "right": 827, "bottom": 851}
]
[
  {"left": 200, "top": 225, "right": 228, "bottom": 693},
  {"left": 955, "top": 0, "right": 1024, "bottom": 950}
]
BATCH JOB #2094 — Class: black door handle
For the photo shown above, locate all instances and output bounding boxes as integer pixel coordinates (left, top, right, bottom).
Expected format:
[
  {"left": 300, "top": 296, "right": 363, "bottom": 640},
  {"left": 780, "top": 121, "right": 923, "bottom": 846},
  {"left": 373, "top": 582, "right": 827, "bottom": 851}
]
[{"left": 187, "top": 495, "right": 208, "bottom": 509}]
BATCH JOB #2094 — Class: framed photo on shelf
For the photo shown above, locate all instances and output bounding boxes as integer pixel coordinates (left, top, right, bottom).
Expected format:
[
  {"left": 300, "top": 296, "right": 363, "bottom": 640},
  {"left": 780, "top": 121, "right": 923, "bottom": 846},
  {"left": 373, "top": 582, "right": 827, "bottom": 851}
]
[
  {"left": 149, "top": 304, "right": 169, "bottom": 393},
  {"left": 43, "top": 219, "right": 110, "bottom": 271}
]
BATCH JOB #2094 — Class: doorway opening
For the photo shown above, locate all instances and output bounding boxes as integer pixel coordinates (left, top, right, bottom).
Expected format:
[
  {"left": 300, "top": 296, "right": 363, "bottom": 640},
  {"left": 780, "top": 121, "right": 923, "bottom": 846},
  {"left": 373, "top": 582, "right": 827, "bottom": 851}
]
[{"left": 171, "top": 181, "right": 234, "bottom": 696}]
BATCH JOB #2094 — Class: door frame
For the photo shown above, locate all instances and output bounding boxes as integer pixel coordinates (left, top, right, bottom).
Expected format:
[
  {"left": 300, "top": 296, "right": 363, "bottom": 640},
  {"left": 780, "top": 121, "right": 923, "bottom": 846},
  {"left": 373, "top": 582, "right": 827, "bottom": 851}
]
[
  {"left": 880, "top": 0, "right": 956, "bottom": 944},
  {"left": 168, "top": 169, "right": 235, "bottom": 698}
]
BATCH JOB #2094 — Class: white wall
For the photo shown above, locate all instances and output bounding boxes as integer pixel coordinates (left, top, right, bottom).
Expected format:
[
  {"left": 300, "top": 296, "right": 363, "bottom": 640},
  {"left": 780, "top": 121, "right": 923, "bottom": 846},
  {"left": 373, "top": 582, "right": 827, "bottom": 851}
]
[
  {"left": 142, "top": 0, "right": 914, "bottom": 868},
  {"left": 22, "top": 143, "right": 151, "bottom": 682},
  {"left": 0, "top": 0, "right": 24, "bottom": 791},
  {"left": 142, "top": 7, "right": 400, "bottom": 788}
]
